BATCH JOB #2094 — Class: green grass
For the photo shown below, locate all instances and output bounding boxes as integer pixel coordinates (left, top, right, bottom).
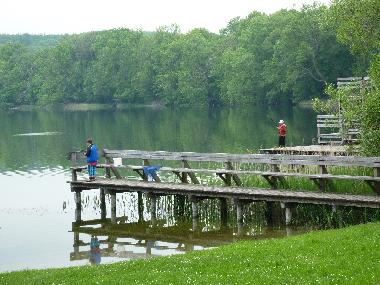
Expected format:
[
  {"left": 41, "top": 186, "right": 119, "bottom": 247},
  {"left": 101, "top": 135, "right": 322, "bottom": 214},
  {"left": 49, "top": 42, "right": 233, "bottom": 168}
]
[{"left": 2, "top": 223, "right": 380, "bottom": 284}]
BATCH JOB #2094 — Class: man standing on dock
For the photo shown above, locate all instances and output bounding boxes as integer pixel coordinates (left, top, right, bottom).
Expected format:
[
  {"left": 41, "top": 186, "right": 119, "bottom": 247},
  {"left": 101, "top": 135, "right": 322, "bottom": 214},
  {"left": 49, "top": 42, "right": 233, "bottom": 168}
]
[
  {"left": 277, "top": 119, "right": 287, "bottom": 147},
  {"left": 84, "top": 138, "right": 98, "bottom": 181}
]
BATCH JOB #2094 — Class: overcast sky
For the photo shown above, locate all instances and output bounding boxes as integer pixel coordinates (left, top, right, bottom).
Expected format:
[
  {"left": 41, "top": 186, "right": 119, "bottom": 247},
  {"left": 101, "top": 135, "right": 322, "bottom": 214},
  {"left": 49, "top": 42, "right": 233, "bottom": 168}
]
[{"left": 2, "top": 0, "right": 331, "bottom": 35}]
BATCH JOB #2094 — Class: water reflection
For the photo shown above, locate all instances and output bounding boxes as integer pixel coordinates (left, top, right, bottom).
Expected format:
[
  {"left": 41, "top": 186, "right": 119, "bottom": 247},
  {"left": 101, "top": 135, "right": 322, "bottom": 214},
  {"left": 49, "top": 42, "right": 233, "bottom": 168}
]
[
  {"left": 89, "top": 236, "right": 101, "bottom": 265},
  {"left": 0, "top": 106, "right": 317, "bottom": 172},
  {"left": 70, "top": 201, "right": 309, "bottom": 265}
]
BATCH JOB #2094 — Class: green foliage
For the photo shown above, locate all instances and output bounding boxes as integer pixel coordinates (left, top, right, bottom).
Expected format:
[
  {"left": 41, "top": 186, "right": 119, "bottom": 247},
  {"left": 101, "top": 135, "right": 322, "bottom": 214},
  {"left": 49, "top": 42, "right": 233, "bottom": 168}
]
[
  {"left": 360, "top": 89, "right": 380, "bottom": 155},
  {"left": 330, "top": 0, "right": 380, "bottom": 57},
  {"left": 313, "top": 0, "right": 380, "bottom": 155},
  {"left": 0, "top": 4, "right": 371, "bottom": 107},
  {"left": 0, "top": 43, "right": 33, "bottom": 105},
  {"left": 0, "top": 34, "right": 61, "bottom": 50},
  {"left": 1, "top": 223, "right": 380, "bottom": 284}
]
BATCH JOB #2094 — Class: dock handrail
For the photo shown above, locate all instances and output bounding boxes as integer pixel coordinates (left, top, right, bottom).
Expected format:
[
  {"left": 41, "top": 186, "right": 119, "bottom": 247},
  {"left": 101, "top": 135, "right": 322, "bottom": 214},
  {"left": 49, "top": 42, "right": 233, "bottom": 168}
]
[
  {"left": 69, "top": 149, "right": 380, "bottom": 194},
  {"left": 102, "top": 149, "right": 380, "bottom": 167},
  {"left": 68, "top": 149, "right": 380, "bottom": 227}
]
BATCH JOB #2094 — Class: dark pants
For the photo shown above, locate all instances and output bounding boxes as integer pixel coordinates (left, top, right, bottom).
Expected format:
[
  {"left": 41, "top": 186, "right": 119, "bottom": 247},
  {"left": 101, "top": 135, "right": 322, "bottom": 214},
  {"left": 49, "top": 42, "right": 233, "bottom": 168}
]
[{"left": 279, "top": 136, "right": 286, "bottom": 147}]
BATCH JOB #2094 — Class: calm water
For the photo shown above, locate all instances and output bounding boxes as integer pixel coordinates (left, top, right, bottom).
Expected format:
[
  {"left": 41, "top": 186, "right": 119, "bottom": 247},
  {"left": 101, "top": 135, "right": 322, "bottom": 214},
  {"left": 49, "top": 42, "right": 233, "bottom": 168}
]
[{"left": 0, "top": 105, "right": 317, "bottom": 272}]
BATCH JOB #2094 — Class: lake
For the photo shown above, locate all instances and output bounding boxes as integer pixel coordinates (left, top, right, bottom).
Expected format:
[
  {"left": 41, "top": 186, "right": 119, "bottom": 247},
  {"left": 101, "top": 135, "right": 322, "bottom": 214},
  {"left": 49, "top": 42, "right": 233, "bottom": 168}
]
[{"left": 0, "top": 105, "right": 317, "bottom": 272}]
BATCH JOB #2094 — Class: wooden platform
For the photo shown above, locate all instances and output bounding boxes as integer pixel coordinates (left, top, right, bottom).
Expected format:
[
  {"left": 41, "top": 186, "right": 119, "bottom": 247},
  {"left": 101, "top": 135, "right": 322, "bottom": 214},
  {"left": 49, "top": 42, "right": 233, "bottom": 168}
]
[
  {"left": 68, "top": 149, "right": 380, "bottom": 227},
  {"left": 70, "top": 179, "right": 380, "bottom": 208},
  {"left": 260, "top": 145, "right": 355, "bottom": 155}
]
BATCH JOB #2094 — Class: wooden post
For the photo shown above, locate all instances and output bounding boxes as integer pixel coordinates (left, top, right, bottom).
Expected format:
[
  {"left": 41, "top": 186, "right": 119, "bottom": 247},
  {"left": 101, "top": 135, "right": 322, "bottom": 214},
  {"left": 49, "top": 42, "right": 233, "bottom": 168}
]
[
  {"left": 235, "top": 198, "right": 243, "bottom": 236},
  {"left": 100, "top": 188, "right": 107, "bottom": 220},
  {"left": 225, "top": 161, "right": 242, "bottom": 186},
  {"left": 70, "top": 152, "right": 78, "bottom": 167},
  {"left": 263, "top": 164, "right": 281, "bottom": 189},
  {"left": 285, "top": 226, "right": 293, "bottom": 236},
  {"left": 182, "top": 160, "right": 200, "bottom": 184},
  {"left": 285, "top": 207, "right": 292, "bottom": 225},
  {"left": 71, "top": 169, "right": 78, "bottom": 182},
  {"left": 185, "top": 243, "right": 194, "bottom": 252},
  {"left": 283, "top": 202, "right": 294, "bottom": 226},
  {"left": 180, "top": 160, "right": 189, "bottom": 183},
  {"left": 174, "top": 195, "right": 185, "bottom": 222},
  {"left": 220, "top": 198, "right": 228, "bottom": 229},
  {"left": 138, "top": 192, "right": 144, "bottom": 222},
  {"left": 102, "top": 149, "right": 122, "bottom": 179},
  {"left": 374, "top": 167, "right": 380, "bottom": 195},
  {"left": 272, "top": 163, "right": 288, "bottom": 188},
  {"left": 73, "top": 232, "right": 80, "bottom": 257},
  {"left": 107, "top": 236, "right": 116, "bottom": 252},
  {"left": 105, "top": 166, "right": 111, "bottom": 179},
  {"left": 74, "top": 191, "right": 81, "bottom": 222},
  {"left": 191, "top": 196, "right": 199, "bottom": 232},
  {"left": 265, "top": 201, "right": 274, "bottom": 226},
  {"left": 149, "top": 193, "right": 157, "bottom": 225},
  {"left": 146, "top": 240, "right": 154, "bottom": 255},
  {"left": 319, "top": 165, "right": 328, "bottom": 191},
  {"left": 110, "top": 191, "right": 117, "bottom": 224}
]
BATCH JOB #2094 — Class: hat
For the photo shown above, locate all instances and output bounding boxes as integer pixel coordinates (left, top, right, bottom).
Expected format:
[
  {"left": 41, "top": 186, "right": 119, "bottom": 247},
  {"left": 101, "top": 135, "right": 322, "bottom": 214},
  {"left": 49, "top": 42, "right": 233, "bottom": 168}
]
[{"left": 279, "top": 119, "right": 284, "bottom": 124}]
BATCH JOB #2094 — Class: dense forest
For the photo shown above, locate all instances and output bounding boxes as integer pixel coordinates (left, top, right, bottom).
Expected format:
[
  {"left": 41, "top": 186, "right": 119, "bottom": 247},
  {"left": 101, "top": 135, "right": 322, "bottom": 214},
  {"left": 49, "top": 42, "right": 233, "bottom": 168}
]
[
  {"left": 0, "top": 34, "right": 62, "bottom": 50},
  {"left": 0, "top": 2, "right": 375, "bottom": 107}
]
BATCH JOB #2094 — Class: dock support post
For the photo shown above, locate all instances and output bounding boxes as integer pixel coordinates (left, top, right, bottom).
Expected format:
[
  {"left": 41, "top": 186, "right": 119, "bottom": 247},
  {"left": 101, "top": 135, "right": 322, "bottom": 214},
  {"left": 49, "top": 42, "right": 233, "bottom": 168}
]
[
  {"left": 100, "top": 188, "right": 107, "bottom": 220},
  {"left": 107, "top": 236, "right": 116, "bottom": 252},
  {"left": 374, "top": 167, "right": 380, "bottom": 195},
  {"left": 265, "top": 201, "right": 274, "bottom": 226},
  {"left": 71, "top": 169, "right": 78, "bottom": 182},
  {"left": 73, "top": 232, "right": 80, "bottom": 257},
  {"left": 110, "top": 191, "right": 117, "bottom": 224},
  {"left": 174, "top": 195, "right": 186, "bottom": 222},
  {"left": 282, "top": 202, "right": 295, "bottom": 226},
  {"left": 149, "top": 193, "right": 157, "bottom": 225},
  {"left": 319, "top": 165, "right": 328, "bottom": 191},
  {"left": 235, "top": 198, "right": 243, "bottom": 236},
  {"left": 225, "top": 162, "right": 242, "bottom": 186},
  {"left": 138, "top": 192, "right": 144, "bottom": 222},
  {"left": 74, "top": 191, "right": 81, "bottom": 222},
  {"left": 182, "top": 160, "right": 200, "bottom": 184},
  {"left": 191, "top": 196, "right": 199, "bottom": 232},
  {"left": 220, "top": 198, "right": 228, "bottom": 229}
]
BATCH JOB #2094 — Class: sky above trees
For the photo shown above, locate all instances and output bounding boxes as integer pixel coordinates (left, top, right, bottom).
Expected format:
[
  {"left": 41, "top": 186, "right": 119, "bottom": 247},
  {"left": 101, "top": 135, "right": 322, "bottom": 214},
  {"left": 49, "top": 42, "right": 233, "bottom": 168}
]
[{"left": 2, "top": 0, "right": 330, "bottom": 34}]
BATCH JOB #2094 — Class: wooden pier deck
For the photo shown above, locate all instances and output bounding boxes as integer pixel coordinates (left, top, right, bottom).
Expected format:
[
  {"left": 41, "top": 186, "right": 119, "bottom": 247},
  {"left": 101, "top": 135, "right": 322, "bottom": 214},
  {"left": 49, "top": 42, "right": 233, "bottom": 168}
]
[
  {"left": 71, "top": 179, "right": 380, "bottom": 209},
  {"left": 68, "top": 149, "right": 380, "bottom": 229},
  {"left": 260, "top": 145, "right": 355, "bottom": 155}
]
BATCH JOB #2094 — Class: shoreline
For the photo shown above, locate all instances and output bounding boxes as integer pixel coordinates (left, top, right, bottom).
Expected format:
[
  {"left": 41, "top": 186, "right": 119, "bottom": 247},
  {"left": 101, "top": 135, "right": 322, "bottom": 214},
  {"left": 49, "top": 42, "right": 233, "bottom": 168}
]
[
  {"left": 1, "top": 222, "right": 379, "bottom": 284},
  {"left": 8, "top": 102, "right": 166, "bottom": 112}
]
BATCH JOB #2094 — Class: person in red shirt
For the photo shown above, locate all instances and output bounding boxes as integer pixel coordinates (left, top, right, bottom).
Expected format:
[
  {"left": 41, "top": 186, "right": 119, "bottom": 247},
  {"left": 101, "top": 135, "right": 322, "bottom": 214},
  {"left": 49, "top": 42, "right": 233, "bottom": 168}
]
[{"left": 277, "top": 119, "right": 287, "bottom": 147}]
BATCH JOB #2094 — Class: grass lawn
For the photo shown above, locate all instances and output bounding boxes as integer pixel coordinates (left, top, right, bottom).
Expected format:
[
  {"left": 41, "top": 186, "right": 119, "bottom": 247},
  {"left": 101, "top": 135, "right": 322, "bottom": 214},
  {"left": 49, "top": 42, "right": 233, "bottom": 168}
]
[{"left": 1, "top": 223, "right": 380, "bottom": 285}]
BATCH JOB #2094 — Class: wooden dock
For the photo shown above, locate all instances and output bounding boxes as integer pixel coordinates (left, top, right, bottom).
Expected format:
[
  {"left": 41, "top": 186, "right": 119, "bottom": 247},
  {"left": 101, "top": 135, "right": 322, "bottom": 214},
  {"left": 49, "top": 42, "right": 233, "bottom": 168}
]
[
  {"left": 260, "top": 145, "right": 355, "bottom": 155},
  {"left": 71, "top": 179, "right": 380, "bottom": 209},
  {"left": 68, "top": 149, "right": 380, "bottom": 230}
]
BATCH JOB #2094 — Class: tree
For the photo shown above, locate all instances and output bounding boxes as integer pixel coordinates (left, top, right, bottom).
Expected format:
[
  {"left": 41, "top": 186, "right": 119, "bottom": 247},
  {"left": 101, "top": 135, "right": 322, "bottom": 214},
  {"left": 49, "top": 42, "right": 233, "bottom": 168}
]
[
  {"left": 0, "top": 43, "right": 33, "bottom": 105},
  {"left": 314, "top": 0, "right": 380, "bottom": 155}
]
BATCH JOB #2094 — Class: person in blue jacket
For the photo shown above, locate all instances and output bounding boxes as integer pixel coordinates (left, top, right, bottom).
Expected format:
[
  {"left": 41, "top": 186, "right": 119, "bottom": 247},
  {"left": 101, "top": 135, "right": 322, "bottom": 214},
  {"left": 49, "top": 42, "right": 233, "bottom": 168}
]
[{"left": 84, "top": 138, "right": 98, "bottom": 181}]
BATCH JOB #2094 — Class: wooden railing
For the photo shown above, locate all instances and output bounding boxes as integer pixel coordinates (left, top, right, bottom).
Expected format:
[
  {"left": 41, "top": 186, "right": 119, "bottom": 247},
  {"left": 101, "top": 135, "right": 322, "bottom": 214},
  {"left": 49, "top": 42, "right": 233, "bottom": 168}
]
[
  {"left": 70, "top": 149, "right": 380, "bottom": 194},
  {"left": 317, "top": 115, "right": 360, "bottom": 144}
]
